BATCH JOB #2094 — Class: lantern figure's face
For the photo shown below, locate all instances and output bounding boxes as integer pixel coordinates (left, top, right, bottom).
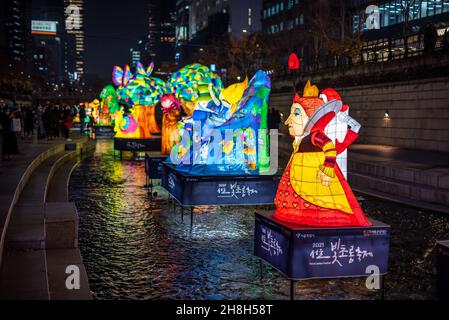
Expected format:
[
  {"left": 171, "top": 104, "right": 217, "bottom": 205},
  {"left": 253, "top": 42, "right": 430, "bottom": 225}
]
[
  {"left": 161, "top": 99, "right": 172, "bottom": 110},
  {"left": 285, "top": 102, "right": 309, "bottom": 137}
]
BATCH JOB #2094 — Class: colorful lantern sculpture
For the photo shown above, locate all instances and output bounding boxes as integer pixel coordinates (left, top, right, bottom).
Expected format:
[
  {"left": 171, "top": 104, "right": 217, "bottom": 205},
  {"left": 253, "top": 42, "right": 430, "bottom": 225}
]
[
  {"left": 320, "top": 88, "right": 359, "bottom": 179},
  {"left": 171, "top": 70, "right": 271, "bottom": 175},
  {"left": 112, "top": 62, "right": 166, "bottom": 138},
  {"left": 165, "top": 63, "right": 223, "bottom": 116},
  {"left": 100, "top": 85, "right": 120, "bottom": 115},
  {"left": 83, "top": 99, "right": 101, "bottom": 125},
  {"left": 91, "top": 99, "right": 101, "bottom": 124},
  {"left": 160, "top": 94, "right": 182, "bottom": 156},
  {"left": 273, "top": 81, "right": 370, "bottom": 227}
]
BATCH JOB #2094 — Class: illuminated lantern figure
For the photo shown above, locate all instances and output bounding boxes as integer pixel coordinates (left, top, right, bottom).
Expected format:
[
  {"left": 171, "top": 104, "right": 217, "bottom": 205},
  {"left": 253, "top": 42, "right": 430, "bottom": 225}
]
[
  {"left": 320, "top": 88, "right": 360, "bottom": 179},
  {"left": 198, "top": 76, "right": 249, "bottom": 139},
  {"left": 99, "top": 85, "right": 119, "bottom": 126},
  {"left": 160, "top": 94, "right": 181, "bottom": 155},
  {"left": 172, "top": 70, "right": 271, "bottom": 175},
  {"left": 114, "top": 105, "right": 141, "bottom": 138},
  {"left": 100, "top": 85, "right": 119, "bottom": 114},
  {"left": 89, "top": 99, "right": 101, "bottom": 124},
  {"left": 112, "top": 62, "right": 165, "bottom": 138},
  {"left": 165, "top": 63, "right": 223, "bottom": 117},
  {"left": 273, "top": 81, "right": 371, "bottom": 227}
]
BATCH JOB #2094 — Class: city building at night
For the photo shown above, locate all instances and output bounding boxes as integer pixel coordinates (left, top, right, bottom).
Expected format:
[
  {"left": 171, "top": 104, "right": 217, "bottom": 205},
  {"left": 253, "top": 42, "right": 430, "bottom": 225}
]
[
  {"left": 353, "top": 0, "right": 449, "bottom": 35},
  {"left": 31, "top": 0, "right": 66, "bottom": 83},
  {"left": 175, "top": 0, "right": 189, "bottom": 43},
  {"left": 147, "top": 1, "right": 159, "bottom": 61},
  {"left": 177, "top": 0, "right": 262, "bottom": 65},
  {"left": 189, "top": 0, "right": 262, "bottom": 38},
  {"left": 352, "top": 0, "right": 449, "bottom": 62},
  {"left": 130, "top": 47, "right": 142, "bottom": 68},
  {"left": 0, "top": 5, "right": 7, "bottom": 67},
  {"left": 64, "top": 0, "right": 85, "bottom": 81},
  {"left": 3, "top": 0, "right": 31, "bottom": 69},
  {"left": 261, "top": 0, "right": 352, "bottom": 73},
  {"left": 174, "top": 0, "right": 190, "bottom": 64},
  {"left": 142, "top": 0, "right": 176, "bottom": 69}
]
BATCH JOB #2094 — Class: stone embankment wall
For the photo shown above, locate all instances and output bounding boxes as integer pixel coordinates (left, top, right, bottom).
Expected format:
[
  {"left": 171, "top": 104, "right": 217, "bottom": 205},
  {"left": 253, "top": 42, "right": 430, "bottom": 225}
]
[{"left": 269, "top": 76, "right": 449, "bottom": 153}]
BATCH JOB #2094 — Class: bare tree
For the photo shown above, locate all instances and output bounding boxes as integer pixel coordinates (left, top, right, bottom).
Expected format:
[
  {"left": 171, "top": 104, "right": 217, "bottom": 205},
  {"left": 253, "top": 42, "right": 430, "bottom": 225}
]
[
  {"left": 399, "top": 0, "right": 423, "bottom": 57},
  {"left": 306, "top": 0, "right": 360, "bottom": 68},
  {"left": 199, "top": 33, "right": 282, "bottom": 83}
]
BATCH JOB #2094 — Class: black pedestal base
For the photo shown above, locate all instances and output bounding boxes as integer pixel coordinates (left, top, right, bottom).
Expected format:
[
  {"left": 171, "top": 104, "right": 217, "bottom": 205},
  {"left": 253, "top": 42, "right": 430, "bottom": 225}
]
[
  {"left": 114, "top": 137, "right": 161, "bottom": 152},
  {"left": 254, "top": 211, "right": 390, "bottom": 299},
  {"left": 94, "top": 126, "right": 114, "bottom": 139},
  {"left": 161, "top": 163, "right": 281, "bottom": 206}
]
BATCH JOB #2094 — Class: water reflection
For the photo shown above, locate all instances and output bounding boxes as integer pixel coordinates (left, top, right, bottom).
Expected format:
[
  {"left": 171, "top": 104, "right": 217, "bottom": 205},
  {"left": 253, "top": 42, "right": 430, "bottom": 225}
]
[{"left": 69, "top": 140, "right": 448, "bottom": 300}]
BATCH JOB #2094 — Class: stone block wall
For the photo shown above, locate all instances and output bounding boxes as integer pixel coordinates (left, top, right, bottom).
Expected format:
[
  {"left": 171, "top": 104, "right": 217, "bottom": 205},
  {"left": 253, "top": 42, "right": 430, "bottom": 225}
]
[{"left": 269, "top": 76, "right": 449, "bottom": 152}]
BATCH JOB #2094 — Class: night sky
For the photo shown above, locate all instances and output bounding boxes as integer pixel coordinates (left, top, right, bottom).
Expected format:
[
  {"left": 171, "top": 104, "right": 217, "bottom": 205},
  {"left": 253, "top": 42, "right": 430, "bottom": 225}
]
[{"left": 85, "top": 0, "right": 147, "bottom": 81}]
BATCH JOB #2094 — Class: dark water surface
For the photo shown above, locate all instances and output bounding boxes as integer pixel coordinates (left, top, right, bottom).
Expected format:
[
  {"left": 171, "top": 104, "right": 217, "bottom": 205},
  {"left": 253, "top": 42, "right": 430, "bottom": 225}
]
[{"left": 69, "top": 140, "right": 449, "bottom": 299}]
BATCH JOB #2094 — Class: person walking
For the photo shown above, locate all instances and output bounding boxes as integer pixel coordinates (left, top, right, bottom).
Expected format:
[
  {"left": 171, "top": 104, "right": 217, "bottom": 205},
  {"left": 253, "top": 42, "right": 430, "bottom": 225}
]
[
  {"left": 0, "top": 108, "right": 19, "bottom": 160},
  {"left": 87, "top": 113, "right": 95, "bottom": 138},
  {"left": 43, "top": 106, "right": 52, "bottom": 140},
  {"left": 14, "top": 105, "right": 24, "bottom": 140},
  {"left": 274, "top": 109, "right": 281, "bottom": 130},
  {"left": 268, "top": 108, "right": 275, "bottom": 130},
  {"left": 50, "top": 106, "right": 59, "bottom": 138},
  {"left": 36, "top": 105, "right": 45, "bottom": 139},
  {"left": 444, "top": 28, "right": 449, "bottom": 51},
  {"left": 423, "top": 22, "right": 438, "bottom": 55},
  {"left": 24, "top": 106, "right": 35, "bottom": 138},
  {"left": 79, "top": 105, "right": 86, "bottom": 136},
  {"left": 63, "top": 107, "right": 72, "bottom": 141}
]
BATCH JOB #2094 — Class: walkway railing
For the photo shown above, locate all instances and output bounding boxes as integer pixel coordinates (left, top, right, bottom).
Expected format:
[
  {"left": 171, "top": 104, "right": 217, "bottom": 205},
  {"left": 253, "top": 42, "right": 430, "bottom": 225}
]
[{"left": 278, "top": 32, "right": 449, "bottom": 80}]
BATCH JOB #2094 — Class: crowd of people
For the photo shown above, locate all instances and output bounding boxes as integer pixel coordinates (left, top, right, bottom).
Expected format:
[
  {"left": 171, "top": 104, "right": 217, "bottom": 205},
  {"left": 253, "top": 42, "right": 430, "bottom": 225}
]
[{"left": 0, "top": 103, "right": 82, "bottom": 161}]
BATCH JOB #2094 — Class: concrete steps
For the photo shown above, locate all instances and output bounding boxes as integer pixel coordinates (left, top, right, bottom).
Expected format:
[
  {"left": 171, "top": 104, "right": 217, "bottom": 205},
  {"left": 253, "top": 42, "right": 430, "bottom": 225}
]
[
  {"left": 348, "top": 154, "right": 449, "bottom": 193},
  {"left": 0, "top": 151, "right": 68, "bottom": 300},
  {"left": 0, "top": 143, "right": 67, "bottom": 261},
  {"left": 46, "top": 249, "right": 91, "bottom": 300},
  {"left": 0, "top": 138, "right": 92, "bottom": 300},
  {"left": 6, "top": 203, "right": 45, "bottom": 250},
  {"left": 45, "top": 202, "right": 78, "bottom": 249},
  {"left": 46, "top": 158, "right": 79, "bottom": 202},
  {"left": 349, "top": 170, "right": 449, "bottom": 214},
  {"left": 0, "top": 249, "right": 49, "bottom": 300},
  {"left": 44, "top": 143, "right": 93, "bottom": 300}
]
